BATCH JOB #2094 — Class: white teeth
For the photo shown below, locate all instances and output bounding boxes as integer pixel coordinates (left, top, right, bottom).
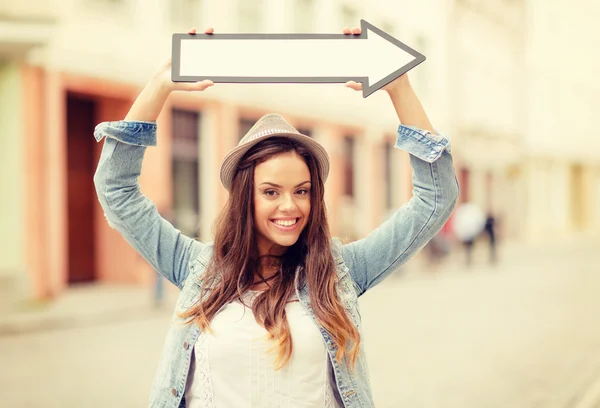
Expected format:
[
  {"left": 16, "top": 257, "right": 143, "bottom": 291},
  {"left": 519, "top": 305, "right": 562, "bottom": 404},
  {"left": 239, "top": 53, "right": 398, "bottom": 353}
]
[{"left": 273, "top": 219, "right": 298, "bottom": 227}]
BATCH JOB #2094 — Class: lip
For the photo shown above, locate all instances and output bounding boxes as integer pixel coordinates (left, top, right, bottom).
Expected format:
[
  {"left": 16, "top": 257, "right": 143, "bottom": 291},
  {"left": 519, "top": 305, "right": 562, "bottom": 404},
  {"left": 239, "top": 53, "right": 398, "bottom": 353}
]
[{"left": 270, "top": 217, "right": 301, "bottom": 232}]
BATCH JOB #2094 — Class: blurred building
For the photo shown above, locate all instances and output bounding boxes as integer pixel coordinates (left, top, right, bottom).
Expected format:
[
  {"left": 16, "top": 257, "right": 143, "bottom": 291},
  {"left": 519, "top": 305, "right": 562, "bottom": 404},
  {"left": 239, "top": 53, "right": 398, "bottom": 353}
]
[
  {"left": 448, "top": 0, "right": 527, "bottom": 239},
  {"left": 450, "top": 0, "right": 600, "bottom": 241},
  {"left": 521, "top": 0, "right": 600, "bottom": 240},
  {"left": 0, "top": 0, "right": 598, "bottom": 300}
]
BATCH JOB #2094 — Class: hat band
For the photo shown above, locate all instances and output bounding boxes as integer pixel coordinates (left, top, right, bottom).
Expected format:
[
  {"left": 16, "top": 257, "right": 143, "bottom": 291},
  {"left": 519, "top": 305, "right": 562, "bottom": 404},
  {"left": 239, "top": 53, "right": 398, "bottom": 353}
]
[{"left": 243, "top": 128, "right": 297, "bottom": 144}]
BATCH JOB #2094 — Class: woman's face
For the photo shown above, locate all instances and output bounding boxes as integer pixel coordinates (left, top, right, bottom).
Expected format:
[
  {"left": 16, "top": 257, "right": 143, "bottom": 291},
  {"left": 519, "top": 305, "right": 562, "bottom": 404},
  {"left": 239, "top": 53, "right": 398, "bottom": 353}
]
[{"left": 253, "top": 151, "right": 311, "bottom": 256}]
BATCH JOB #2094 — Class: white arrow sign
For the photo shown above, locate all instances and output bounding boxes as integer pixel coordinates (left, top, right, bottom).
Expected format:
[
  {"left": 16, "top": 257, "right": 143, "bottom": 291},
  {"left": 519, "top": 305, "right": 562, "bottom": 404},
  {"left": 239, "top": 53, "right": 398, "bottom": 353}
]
[{"left": 172, "top": 19, "right": 425, "bottom": 98}]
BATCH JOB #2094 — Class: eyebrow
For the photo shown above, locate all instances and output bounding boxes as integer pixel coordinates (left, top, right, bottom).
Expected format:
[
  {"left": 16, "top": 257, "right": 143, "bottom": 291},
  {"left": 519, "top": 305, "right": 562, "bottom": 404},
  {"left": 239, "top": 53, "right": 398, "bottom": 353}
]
[{"left": 259, "top": 181, "right": 311, "bottom": 188}]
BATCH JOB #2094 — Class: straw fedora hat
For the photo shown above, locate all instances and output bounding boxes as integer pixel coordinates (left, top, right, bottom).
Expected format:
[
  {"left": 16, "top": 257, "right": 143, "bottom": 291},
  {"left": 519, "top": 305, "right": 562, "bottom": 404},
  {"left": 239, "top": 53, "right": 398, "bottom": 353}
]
[{"left": 220, "top": 113, "right": 330, "bottom": 191}]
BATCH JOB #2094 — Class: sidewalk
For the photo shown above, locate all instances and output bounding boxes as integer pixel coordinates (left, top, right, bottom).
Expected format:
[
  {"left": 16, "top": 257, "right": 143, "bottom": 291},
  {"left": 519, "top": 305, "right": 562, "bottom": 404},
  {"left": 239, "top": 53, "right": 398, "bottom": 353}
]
[
  {"left": 0, "top": 233, "right": 596, "bottom": 336},
  {"left": 0, "top": 283, "right": 179, "bottom": 336},
  {"left": 404, "top": 231, "right": 599, "bottom": 278}
]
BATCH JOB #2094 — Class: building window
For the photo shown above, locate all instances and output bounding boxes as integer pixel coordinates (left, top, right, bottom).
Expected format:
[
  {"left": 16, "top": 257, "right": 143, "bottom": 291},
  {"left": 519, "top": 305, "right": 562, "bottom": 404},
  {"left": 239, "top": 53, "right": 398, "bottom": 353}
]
[
  {"left": 170, "top": 0, "right": 202, "bottom": 27},
  {"left": 340, "top": 5, "right": 357, "bottom": 28},
  {"left": 296, "top": 127, "right": 312, "bottom": 138},
  {"left": 239, "top": 118, "right": 257, "bottom": 140},
  {"left": 239, "top": 0, "right": 264, "bottom": 32},
  {"left": 172, "top": 109, "right": 200, "bottom": 237},
  {"left": 293, "top": 0, "right": 315, "bottom": 32},
  {"left": 343, "top": 136, "right": 355, "bottom": 197}
]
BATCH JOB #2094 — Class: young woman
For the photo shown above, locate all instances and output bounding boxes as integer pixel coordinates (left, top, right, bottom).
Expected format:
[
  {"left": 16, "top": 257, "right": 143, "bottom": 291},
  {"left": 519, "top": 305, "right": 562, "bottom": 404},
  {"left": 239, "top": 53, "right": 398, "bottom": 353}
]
[{"left": 93, "top": 26, "right": 459, "bottom": 408}]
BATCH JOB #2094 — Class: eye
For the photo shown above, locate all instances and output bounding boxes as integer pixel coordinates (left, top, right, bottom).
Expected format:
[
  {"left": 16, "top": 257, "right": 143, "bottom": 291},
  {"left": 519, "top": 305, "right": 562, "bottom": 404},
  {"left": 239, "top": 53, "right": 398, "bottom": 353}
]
[
  {"left": 264, "top": 189, "right": 278, "bottom": 197},
  {"left": 296, "top": 188, "right": 310, "bottom": 196}
]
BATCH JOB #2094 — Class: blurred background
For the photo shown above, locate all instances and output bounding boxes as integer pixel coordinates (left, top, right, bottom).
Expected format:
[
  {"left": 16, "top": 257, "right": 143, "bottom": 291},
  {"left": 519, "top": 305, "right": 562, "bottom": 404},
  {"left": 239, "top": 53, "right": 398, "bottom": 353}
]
[{"left": 1, "top": 0, "right": 599, "bottom": 407}]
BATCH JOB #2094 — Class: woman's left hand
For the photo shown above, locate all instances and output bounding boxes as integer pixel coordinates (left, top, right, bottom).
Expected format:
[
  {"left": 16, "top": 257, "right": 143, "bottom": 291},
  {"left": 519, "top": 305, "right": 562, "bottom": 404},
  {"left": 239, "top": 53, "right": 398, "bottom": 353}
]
[{"left": 343, "top": 26, "right": 410, "bottom": 95}]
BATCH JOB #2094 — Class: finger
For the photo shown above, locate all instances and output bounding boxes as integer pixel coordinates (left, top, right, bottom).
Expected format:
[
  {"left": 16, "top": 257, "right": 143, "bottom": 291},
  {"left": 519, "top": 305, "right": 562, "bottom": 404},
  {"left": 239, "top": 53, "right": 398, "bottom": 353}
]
[
  {"left": 197, "top": 80, "right": 214, "bottom": 90},
  {"left": 180, "top": 80, "right": 213, "bottom": 92},
  {"left": 344, "top": 81, "right": 363, "bottom": 91},
  {"left": 349, "top": 81, "right": 362, "bottom": 91},
  {"left": 188, "top": 28, "right": 197, "bottom": 35},
  {"left": 352, "top": 27, "right": 361, "bottom": 35},
  {"left": 343, "top": 27, "right": 351, "bottom": 35},
  {"left": 205, "top": 27, "right": 214, "bottom": 34}
]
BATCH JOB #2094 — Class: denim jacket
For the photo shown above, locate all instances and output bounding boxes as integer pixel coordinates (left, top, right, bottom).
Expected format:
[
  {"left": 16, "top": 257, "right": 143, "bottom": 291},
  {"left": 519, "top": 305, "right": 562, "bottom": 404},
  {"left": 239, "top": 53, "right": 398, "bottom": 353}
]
[{"left": 93, "top": 120, "right": 459, "bottom": 408}]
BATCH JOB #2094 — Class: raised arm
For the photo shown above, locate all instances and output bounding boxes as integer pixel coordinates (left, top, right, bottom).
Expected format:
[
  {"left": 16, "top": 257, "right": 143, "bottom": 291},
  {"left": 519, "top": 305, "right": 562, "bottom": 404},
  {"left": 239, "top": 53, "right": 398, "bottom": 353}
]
[
  {"left": 93, "top": 28, "right": 215, "bottom": 288},
  {"left": 342, "top": 28, "right": 459, "bottom": 295}
]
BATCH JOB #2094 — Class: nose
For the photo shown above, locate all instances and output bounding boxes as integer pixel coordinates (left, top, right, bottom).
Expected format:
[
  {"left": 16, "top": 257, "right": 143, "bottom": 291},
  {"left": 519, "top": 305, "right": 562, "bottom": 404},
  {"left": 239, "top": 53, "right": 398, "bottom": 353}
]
[{"left": 278, "top": 193, "right": 298, "bottom": 212}]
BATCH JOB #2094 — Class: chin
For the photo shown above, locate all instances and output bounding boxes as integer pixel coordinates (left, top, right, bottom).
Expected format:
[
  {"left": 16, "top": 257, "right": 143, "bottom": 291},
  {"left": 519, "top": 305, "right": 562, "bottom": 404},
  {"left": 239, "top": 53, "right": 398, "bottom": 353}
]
[
  {"left": 272, "top": 235, "right": 301, "bottom": 248},
  {"left": 265, "top": 221, "right": 306, "bottom": 249}
]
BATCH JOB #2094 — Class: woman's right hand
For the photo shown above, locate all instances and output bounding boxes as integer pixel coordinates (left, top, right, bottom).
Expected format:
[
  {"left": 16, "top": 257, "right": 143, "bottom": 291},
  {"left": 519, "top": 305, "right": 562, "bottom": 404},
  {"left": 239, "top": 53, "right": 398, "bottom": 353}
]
[
  {"left": 124, "top": 28, "right": 215, "bottom": 121},
  {"left": 154, "top": 27, "right": 215, "bottom": 93}
]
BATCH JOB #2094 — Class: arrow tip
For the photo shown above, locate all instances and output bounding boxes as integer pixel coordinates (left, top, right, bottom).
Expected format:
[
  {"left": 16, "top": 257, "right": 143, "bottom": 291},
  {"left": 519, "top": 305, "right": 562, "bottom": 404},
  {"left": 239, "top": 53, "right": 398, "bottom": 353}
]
[{"left": 360, "top": 20, "right": 426, "bottom": 98}]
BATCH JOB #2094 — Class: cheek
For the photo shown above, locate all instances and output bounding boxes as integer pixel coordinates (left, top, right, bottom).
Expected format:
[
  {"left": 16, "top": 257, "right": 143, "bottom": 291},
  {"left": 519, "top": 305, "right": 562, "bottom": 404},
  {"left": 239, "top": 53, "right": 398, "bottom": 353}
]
[
  {"left": 253, "top": 197, "right": 273, "bottom": 221},
  {"left": 301, "top": 200, "right": 311, "bottom": 217}
]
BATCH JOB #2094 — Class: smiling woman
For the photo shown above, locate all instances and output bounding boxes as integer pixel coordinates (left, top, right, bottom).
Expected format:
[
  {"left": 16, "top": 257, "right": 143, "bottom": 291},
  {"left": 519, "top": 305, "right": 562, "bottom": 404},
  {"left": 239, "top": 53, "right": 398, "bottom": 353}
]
[
  {"left": 254, "top": 152, "right": 311, "bottom": 251},
  {"left": 92, "top": 25, "right": 459, "bottom": 408},
  {"left": 180, "top": 129, "right": 360, "bottom": 387}
]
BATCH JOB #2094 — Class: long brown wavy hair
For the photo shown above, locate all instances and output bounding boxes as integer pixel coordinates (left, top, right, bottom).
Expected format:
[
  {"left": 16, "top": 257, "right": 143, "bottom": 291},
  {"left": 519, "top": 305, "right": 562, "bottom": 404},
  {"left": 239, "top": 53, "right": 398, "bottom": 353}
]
[{"left": 180, "top": 137, "right": 360, "bottom": 370}]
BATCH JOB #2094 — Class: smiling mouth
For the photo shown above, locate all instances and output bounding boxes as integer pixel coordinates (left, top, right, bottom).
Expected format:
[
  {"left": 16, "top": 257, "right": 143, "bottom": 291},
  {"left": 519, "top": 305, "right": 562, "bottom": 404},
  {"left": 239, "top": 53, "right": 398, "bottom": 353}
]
[{"left": 271, "top": 218, "right": 300, "bottom": 228}]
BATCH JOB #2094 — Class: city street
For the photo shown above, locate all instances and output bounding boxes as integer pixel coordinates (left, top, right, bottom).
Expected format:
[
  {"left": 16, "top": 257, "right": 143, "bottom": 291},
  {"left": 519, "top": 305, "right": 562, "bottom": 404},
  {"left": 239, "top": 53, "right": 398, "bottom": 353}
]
[
  {"left": 2, "top": 2, "right": 599, "bottom": 408},
  {"left": 1, "top": 237, "right": 599, "bottom": 408}
]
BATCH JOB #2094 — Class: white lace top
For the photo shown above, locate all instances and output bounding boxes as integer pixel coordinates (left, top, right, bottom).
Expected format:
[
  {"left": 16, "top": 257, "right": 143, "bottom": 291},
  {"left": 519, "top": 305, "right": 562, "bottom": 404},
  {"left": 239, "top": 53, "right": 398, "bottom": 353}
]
[{"left": 185, "top": 291, "right": 339, "bottom": 408}]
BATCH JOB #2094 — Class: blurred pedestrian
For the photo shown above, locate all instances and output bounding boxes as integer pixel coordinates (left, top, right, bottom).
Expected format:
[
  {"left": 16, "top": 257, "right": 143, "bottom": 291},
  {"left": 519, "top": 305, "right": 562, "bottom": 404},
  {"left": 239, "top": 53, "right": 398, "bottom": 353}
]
[
  {"left": 452, "top": 201, "right": 486, "bottom": 266},
  {"left": 93, "top": 26, "right": 458, "bottom": 408},
  {"left": 484, "top": 212, "right": 498, "bottom": 264}
]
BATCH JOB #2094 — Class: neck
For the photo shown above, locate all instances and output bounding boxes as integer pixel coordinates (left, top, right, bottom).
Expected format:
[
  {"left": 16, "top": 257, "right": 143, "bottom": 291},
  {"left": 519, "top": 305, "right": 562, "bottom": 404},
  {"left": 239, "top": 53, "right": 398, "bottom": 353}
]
[
  {"left": 258, "top": 244, "right": 286, "bottom": 258},
  {"left": 256, "top": 255, "right": 279, "bottom": 277},
  {"left": 251, "top": 253, "right": 282, "bottom": 288}
]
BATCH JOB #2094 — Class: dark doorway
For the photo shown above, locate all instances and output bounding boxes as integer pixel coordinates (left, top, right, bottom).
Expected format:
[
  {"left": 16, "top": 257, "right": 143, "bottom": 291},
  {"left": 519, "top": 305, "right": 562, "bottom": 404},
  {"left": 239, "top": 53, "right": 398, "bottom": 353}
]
[
  {"left": 459, "top": 168, "right": 470, "bottom": 203},
  {"left": 66, "top": 94, "right": 97, "bottom": 283},
  {"left": 172, "top": 109, "right": 201, "bottom": 238}
]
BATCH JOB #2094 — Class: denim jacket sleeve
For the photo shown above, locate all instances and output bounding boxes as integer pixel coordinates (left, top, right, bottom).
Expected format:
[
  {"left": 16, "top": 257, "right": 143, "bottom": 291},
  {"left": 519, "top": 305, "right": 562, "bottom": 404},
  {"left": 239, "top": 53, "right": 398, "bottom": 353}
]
[
  {"left": 342, "top": 125, "right": 459, "bottom": 296},
  {"left": 93, "top": 121, "right": 204, "bottom": 289}
]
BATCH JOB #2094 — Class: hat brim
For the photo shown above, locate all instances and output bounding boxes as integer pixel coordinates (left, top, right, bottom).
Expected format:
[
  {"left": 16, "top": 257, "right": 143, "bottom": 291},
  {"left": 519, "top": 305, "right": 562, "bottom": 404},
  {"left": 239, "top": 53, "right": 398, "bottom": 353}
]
[{"left": 220, "top": 132, "right": 330, "bottom": 191}]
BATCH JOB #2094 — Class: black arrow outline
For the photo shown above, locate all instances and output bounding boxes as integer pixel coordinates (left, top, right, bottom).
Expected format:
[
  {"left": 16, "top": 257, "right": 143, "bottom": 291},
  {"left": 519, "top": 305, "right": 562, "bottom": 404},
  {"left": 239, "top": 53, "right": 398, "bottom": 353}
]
[{"left": 172, "top": 19, "right": 425, "bottom": 98}]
